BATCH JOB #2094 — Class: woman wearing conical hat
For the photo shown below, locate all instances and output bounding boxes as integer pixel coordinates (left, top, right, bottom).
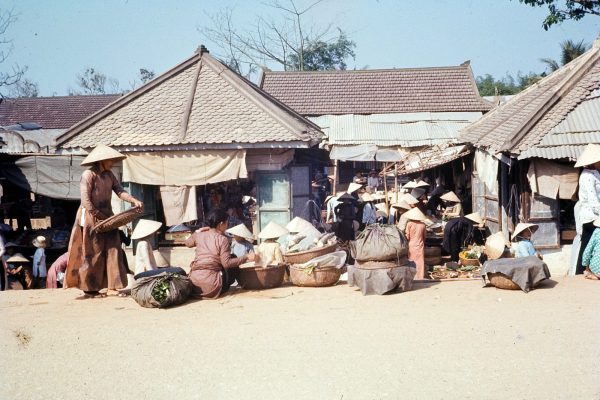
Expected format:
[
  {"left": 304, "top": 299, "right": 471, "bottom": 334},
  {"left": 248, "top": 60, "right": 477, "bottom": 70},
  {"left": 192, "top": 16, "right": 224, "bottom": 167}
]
[
  {"left": 512, "top": 222, "right": 542, "bottom": 259},
  {"left": 257, "top": 221, "right": 288, "bottom": 267},
  {"left": 404, "top": 208, "right": 428, "bottom": 280},
  {"left": 442, "top": 212, "right": 484, "bottom": 262},
  {"left": 65, "top": 144, "right": 143, "bottom": 298},
  {"left": 226, "top": 223, "right": 255, "bottom": 259},
  {"left": 573, "top": 143, "right": 600, "bottom": 275},
  {"left": 440, "top": 191, "right": 463, "bottom": 220}
]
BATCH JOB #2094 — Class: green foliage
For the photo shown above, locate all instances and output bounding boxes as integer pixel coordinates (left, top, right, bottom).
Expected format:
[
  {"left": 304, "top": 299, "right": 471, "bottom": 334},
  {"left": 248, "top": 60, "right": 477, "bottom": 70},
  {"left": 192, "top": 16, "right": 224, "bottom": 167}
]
[
  {"left": 517, "top": 0, "right": 600, "bottom": 30},
  {"left": 138, "top": 68, "right": 155, "bottom": 84},
  {"left": 540, "top": 39, "right": 590, "bottom": 72},
  {"left": 288, "top": 30, "right": 356, "bottom": 71},
  {"left": 476, "top": 72, "right": 543, "bottom": 96}
]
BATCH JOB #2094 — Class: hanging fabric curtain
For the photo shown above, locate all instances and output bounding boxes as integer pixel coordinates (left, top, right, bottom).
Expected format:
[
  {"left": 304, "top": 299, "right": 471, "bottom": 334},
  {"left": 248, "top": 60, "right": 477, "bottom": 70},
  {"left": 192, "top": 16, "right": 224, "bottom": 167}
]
[
  {"left": 122, "top": 150, "right": 247, "bottom": 186},
  {"left": 1, "top": 155, "right": 86, "bottom": 200}
]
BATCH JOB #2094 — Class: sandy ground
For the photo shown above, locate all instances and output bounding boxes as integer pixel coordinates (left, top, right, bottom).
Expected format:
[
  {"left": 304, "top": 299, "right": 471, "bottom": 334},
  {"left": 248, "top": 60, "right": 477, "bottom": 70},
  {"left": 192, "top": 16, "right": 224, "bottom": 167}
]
[{"left": 1, "top": 276, "right": 599, "bottom": 400}]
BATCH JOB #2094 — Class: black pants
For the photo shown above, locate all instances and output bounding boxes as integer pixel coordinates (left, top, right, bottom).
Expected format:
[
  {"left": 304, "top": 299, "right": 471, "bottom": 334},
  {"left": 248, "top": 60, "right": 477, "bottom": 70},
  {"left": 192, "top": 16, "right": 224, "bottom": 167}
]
[
  {"left": 576, "top": 221, "right": 596, "bottom": 275},
  {"left": 220, "top": 266, "right": 239, "bottom": 294}
]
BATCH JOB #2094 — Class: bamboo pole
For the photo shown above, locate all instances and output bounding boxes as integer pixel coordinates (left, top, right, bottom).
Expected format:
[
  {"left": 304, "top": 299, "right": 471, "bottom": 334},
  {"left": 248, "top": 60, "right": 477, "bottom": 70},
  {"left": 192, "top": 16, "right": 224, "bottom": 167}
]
[
  {"left": 394, "top": 163, "right": 399, "bottom": 203},
  {"left": 383, "top": 162, "right": 389, "bottom": 209},
  {"left": 333, "top": 159, "right": 339, "bottom": 195}
]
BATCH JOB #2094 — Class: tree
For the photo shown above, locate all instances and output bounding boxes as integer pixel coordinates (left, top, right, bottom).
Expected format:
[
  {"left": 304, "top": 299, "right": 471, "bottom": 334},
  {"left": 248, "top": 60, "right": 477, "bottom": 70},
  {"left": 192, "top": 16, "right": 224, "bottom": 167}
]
[
  {"left": 200, "top": 0, "right": 356, "bottom": 76},
  {"left": 517, "top": 0, "right": 600, "bottom": 30},
  {"left": 139, "top": 68, "right": 155, "bottom": 84},
  {"left": 476, "top": 72, "right": 543, "bottom": 96},
  {"left": 70, "top": 67, "right": 121, "bottom": 95},
  {"left": 0, "top": 9, "right": 27, "bottom": 98},
  {"left": 8, "top": 78, "right": 38, "bottom": 97},
  {"left": 540, "top": 39, "right": 590, "bottom": 72}
]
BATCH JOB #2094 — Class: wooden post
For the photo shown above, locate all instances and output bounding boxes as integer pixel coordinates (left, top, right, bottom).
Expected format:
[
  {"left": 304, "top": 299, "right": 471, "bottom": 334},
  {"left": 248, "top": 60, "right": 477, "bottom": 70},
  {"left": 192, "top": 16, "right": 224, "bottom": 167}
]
[
  {"left": 394, "top": 163, "right": 399, "bottom": 203},
  {"left": 500, "top": 161, "right": 510, "bottom": 241},
  {"left": 383, "top": 163, "right": 389, "bottom": 209},
  {"left": 333, "top": 159, "right": 339, "bottom": 195}
]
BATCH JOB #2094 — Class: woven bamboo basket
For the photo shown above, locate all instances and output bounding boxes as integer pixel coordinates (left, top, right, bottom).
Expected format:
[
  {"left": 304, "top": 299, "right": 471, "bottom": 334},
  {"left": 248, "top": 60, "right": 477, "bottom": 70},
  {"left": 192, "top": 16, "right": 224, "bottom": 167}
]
[
  {"left": 93, "top": 207, "right": 143, "bottom": 233},
  {"left": 289, "top": 265, "right": 341, "bottom": 287},
  {"left": 459, "top": 252, "right": 480, "bottom": 267},
  {"left": 237, "top": 265, "right": 286, "bottom": 290},
  {"left": 488, "top": 272, "right": 520, "bottom": 290},
  {"left": 283, "top": 243, "right": 337, "bottom": 265}
]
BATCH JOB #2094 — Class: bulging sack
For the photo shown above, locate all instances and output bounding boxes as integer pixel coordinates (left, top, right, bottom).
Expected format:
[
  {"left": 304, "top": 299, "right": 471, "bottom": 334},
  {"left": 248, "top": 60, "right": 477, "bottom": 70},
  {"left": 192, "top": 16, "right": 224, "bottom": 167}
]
[
  {"left": 351, "top": 224, "right": 408, "bottom": 262},
  {"left": 131, "top": 271, "right": 192, "bottom": 308}
]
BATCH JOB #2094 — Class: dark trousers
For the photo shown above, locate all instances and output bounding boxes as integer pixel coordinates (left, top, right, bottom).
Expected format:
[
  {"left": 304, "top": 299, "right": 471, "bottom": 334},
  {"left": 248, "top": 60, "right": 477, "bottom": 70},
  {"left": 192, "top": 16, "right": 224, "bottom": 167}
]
[
  {"left": 576, "top": 221, "right": 596, "bottom": 274},
  {"left": 220, "top": 266, "right": 239, "bottom": 294}
]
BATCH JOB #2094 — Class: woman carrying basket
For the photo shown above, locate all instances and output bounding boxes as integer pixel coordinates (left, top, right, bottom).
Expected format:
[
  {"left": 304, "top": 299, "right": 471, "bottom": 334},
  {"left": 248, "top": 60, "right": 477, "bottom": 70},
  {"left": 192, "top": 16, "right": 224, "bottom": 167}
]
[{"left": 65, "top": 145, "right": 143, "bottom": 298}]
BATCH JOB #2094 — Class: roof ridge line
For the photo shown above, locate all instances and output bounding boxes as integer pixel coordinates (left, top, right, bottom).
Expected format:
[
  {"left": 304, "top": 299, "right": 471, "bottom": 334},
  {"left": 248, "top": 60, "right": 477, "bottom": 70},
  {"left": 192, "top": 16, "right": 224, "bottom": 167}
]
[
  {"left": 263, "top": 65, "right": 469, "bottom": 75},
  {"left": 56, "top": 52, "right": 201, "bottom": 147}
]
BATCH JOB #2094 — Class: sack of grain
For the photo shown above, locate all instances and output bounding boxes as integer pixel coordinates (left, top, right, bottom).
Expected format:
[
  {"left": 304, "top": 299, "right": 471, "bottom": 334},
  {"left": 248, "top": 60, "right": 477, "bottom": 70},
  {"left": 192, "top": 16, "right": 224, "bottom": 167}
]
[{"left": 350, "top": 224, "right": 408, "bottom": 262}]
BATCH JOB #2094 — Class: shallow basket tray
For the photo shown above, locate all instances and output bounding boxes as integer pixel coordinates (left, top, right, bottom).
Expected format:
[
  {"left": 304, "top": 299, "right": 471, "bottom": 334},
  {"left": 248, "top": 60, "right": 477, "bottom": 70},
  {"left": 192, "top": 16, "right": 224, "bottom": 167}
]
[
  {"left": 283, "top": 243, "right": 337, "bottom": 264},
  {"left": 237, "top": 264, "right": 286, "bottom": 290},
  {"left": 289, "top": 265, "right": 341, "bottom": 287},
  {"left": 459, "top": 255, "right": 480, "bottom": 267},
  {"left": 93, "top": 207, "right": 143, "bottom": 233},
  {"left": 488, "top": 272, "right": 520, "bottom": 290}
]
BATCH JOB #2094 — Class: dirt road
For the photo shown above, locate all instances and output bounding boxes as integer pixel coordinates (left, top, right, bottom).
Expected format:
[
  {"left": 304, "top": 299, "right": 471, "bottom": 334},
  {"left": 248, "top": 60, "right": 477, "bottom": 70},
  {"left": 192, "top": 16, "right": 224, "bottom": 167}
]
[{"left": 1, "top": 277, "right": 598, "bottom": 399}]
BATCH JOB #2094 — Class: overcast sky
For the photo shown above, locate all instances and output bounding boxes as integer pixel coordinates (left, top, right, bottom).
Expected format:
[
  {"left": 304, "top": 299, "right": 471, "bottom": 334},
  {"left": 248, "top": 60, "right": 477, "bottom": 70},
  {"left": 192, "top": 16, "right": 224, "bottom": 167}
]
[{"left": 2, "top": 0, "right": 599, "bottom": 96}]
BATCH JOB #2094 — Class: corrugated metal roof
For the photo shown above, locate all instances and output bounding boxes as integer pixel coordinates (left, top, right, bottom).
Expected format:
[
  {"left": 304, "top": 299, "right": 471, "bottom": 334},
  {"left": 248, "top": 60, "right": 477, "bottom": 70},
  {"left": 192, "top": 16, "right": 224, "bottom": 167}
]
[
  {"left": 309, "top": 112, "right": 481, "bottom": 147},
  {"left": 519, "top": 87, "right": 600, "bottom": 160}
]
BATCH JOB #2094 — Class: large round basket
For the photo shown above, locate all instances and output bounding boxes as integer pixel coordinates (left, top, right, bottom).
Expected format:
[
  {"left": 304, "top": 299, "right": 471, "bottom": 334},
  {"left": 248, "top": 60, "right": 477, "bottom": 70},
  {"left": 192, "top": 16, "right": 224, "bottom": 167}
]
[
  {"left": 488, "top": 272, "right": 520, "bottom": 290},
  {"left": 459, "top": 253, "right": 480, "bottom": 267},
  {"left": 93, "top": 207, "right": 144, "bottom": 233},
  {"left": 283, "top": 243, "right": 337, "bottom": 265},
  {"left": 289, "top": 265, "right": 341, "bottom": 287},
  {"left": 237, "top": 265, "right": 286, "bottom": 290}
]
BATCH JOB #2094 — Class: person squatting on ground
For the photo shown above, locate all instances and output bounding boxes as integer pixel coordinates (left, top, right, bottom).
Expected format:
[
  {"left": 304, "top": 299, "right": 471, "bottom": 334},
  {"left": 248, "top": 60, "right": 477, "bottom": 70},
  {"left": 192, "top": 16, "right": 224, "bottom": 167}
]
[
  {"left": 185, "top": 209, "right": 258, "bottom": 299},
  {"left": 65, "top": 145, "right": 143, "bottom": 299}
]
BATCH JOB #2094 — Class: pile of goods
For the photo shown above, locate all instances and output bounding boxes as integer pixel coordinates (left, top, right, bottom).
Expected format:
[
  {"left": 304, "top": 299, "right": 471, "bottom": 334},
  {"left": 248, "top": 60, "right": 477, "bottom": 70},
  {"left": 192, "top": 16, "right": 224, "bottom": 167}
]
[
  {"left": 348, "top": 224, "right": 415, "bottom": 295},
  {"left": 289, "top": 251, "right": 347, "bottom": 287},
  {"left": 285, "top": 231, "right": 336, "bottom": 253},
  {"left": 430, "top": 263, "right": 481, "bottom": 280},
  {"left": 131, "top": 271, "right": 193, "bottom": 308}
]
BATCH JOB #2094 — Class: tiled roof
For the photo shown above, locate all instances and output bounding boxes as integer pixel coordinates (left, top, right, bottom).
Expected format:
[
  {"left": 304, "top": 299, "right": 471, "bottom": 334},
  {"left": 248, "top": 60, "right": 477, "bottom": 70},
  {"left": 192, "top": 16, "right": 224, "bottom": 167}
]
[
  {"left": 57, "top": 50, "right": 322, "bottom": 149},
  {"left": 260, "top": 64, "right": 492, "bottom": 115},
  {"left": 0, "top": 95, "right": 121, "bottom": 129},
  {"left": 460, "top": 41, "right": 600, "bottom": 158}
]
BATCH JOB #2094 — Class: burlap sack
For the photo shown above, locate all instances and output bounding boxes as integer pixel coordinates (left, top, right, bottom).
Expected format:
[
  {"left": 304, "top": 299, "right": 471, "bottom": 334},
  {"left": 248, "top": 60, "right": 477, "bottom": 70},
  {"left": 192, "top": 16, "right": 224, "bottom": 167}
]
[
  {"left": 351, "top": 224, "right": 408, "bottom": 262},
  {"left": 131, "top": 271, "right": 192, "bottom": 308}
]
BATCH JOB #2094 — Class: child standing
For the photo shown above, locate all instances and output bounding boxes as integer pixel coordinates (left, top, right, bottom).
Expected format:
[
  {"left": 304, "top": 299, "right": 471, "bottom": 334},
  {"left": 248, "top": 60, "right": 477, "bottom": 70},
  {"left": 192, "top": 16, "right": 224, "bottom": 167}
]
[
  {"left": 226, "top": 223, "right": 255, "bottom": 258},
  {"left": 32, "top": 236, "right": 47, "bottom": 288}
]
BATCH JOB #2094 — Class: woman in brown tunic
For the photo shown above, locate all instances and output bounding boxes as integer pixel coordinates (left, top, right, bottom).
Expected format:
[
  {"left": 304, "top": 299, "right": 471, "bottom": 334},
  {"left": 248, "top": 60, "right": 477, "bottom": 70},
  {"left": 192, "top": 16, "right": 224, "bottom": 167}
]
[
  {"left": 185, "top": 209, "right": 258, "bottom": 299},
  {"left": 65, "top": 145, "right": 143, "bottom": 298}
]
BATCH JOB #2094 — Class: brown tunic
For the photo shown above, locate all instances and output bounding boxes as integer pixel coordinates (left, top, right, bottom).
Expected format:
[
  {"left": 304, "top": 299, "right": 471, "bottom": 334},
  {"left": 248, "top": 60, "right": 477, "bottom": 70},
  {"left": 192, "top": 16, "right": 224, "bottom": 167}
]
[
  {"left": 185, "top": 229, "right": 247, "bottom": 299},
  {"left": 65, "top": 167, "right": 128, "bottom": 291}
]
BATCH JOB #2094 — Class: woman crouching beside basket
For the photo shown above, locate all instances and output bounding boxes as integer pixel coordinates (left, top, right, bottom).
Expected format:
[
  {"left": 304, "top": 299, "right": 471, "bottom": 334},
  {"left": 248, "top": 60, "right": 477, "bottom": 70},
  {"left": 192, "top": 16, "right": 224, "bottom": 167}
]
[{"left": 185, "top": 209, "right": 258, "bottom": 299}]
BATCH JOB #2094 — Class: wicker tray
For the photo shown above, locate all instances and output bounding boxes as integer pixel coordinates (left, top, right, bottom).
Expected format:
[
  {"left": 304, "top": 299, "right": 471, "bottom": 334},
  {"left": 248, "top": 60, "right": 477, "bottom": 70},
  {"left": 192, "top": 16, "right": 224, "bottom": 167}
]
[
  {"left": 283, "top": 243, "right": 337, "bottom": 264},
  {"left": 237, "top": 265, "right": 286, "bottom": 290},
  {"left": 93, "top": 207, "right": 143, "bottom": 233},
  {"left": 488, "top": 272, "right": 520, "bottom": 290},
  {"left": 289, "top": 265, "right": 341, "bottom": 287}
]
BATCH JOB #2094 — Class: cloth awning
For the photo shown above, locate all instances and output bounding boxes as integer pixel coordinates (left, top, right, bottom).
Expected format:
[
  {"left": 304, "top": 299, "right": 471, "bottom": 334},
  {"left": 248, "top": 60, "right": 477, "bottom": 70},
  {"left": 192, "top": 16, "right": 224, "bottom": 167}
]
[
  {"left": 122, "top": 150, "right": 247, "bottom": 186},
  {"left": 329, "top": 144, "right": 408, "bottom": 161},
  {"left": 1, "top": 155, "right": 85, "bottom": 200},
  {"left": 527, "top": 159, "right": 579, "bottom": 200}
]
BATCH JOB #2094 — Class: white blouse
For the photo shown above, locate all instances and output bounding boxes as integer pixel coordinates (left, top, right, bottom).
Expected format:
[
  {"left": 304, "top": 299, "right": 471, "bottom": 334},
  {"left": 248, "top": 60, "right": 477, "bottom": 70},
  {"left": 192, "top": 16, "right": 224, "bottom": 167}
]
[{"left": 577, "top": 169, "right": 600, "bottom": 225}]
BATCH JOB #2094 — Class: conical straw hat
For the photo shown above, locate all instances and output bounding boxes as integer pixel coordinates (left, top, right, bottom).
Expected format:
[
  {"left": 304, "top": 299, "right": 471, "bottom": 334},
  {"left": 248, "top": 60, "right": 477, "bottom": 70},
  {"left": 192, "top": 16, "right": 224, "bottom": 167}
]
[
  {"left": 372, "top": 193, "right": 386, "bottom": 201},
  {"left": 226, "top": 223, "right": 255, "bottom": 240},
  {"left": 485, "top": 232, "right": 507, "bottom": 260},
  {"left": 440, "top": 191, "right": 461, "bottom": 203},
  {"left": 81, "top": 144, "right": 126, "bottom": 166},
  {"left": 574, "top": 143, "right": 600, "bottom": 167},
  {"left": 415, "top": 179, "right": 430, "bottom": 188},
  {"left": 375, "top": 203, "right": 389, "bottom": 214},
  {"left": 131, "top": 219, "right": 163, "bottom": 240},
  {"left": 347, "top": 182, "right": 363, "bottom": 193},
  {"left": 410, "top": 188, "right": 426, "bottom": 199},
  {"left": 400, "top": 193, "right": 419, "bottom": 205},
  {"left": 404, "top": 207, "right": 427, "bottom": 222},
  {"left": 32, "top": 236, "right": 47, "bottom": 248},
  {"left": 360, "top": 193, "right": 374, "bottom": 202},
  {"left": 7, "top": 253, "right": 29, "bottom": 263},
  {"left": 465, "top": 212, "right": 483, "bottom": 225},
  {"left": 403, "top": 181, "right": 417, "bottom": 189},
  {"left": 511, "top": 222, "right": 539, "bottom": 241},
  {"left": 258, "top": 221, "right": 288, "bottom": 239},
  {"left": 285, "top": 217, "right": 312, "bottom": 233},
  {"left": 391, "top": 200, "right": 411, "bottom": 210},
  {"left": 338, "top": 193, "right": 355, "bottom": 202}
]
